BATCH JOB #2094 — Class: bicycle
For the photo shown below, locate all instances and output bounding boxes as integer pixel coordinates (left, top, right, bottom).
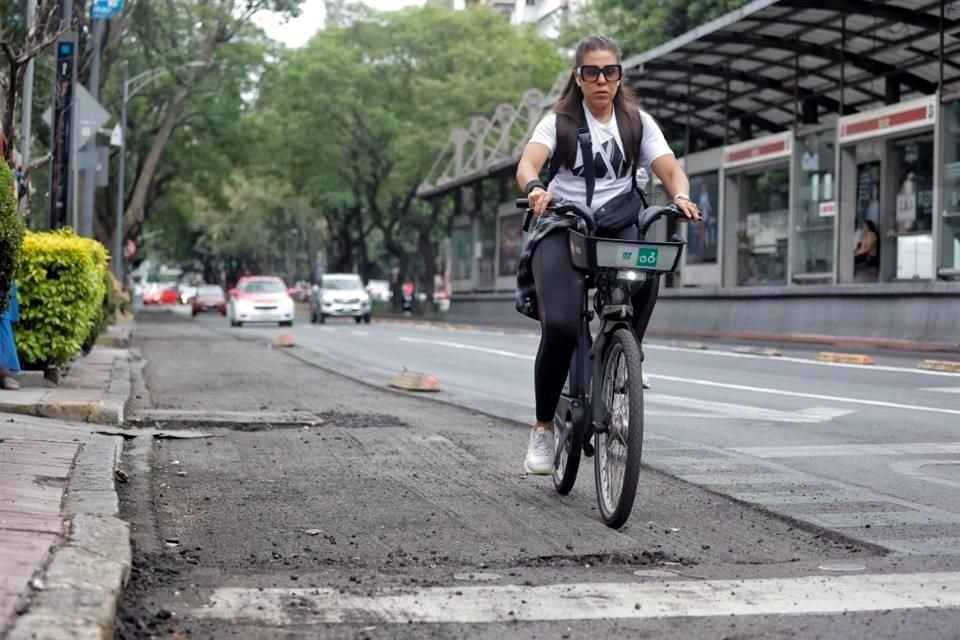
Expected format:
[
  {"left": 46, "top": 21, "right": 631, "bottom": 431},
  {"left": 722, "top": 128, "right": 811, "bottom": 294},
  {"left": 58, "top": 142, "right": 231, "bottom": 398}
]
[{"left": 517, "top": 196, "right": 686, "bottom": 528}]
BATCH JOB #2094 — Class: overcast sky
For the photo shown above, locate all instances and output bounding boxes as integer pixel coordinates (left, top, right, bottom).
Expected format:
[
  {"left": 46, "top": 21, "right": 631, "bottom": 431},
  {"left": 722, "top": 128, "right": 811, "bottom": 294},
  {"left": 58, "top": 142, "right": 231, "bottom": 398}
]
[{"left": 253, "top": 0, "right": 427, "bottom": 48}]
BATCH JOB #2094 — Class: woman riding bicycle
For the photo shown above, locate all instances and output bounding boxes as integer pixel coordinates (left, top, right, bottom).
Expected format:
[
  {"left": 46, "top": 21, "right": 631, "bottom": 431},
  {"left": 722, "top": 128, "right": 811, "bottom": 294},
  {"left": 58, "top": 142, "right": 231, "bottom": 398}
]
[{"left": 516, "top": 35, "right": 700, "bottom": 475}]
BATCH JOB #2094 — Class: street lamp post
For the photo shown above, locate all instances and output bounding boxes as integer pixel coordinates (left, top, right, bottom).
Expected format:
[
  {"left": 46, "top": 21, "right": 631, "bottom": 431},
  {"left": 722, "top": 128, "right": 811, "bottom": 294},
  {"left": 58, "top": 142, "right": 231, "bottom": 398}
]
[{"left": 113, "top": 61, "right": 205, "bottom": 280}]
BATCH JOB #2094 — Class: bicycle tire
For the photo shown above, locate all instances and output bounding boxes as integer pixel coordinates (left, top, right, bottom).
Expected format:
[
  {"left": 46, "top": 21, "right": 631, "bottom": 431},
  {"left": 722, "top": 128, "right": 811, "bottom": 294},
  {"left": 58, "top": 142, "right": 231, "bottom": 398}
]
[
  {"left": 552, "top": 409, "right": 582, "bottom": 494},
  {"left": 594, "top": 327, "right": 644, "bottom": 528}
]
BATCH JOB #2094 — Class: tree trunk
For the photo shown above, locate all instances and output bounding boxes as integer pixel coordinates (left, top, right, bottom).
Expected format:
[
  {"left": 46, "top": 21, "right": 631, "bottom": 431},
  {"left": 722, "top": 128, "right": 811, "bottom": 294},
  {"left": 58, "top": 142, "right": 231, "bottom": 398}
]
[
  {"left": 418, "top": 228, "right": 436, "bottom": 315},
  {"left": 305, "top": 229, "right": 318, "bottom": 284},
  {"left": 122, "top": 87, "right": 189, "bottom": 233},
  {"left": 2, "top": 58, "right": 19, "bottom": 163},
  {"left": 356, "top": 229, "right": 369, "bottom": 282}
]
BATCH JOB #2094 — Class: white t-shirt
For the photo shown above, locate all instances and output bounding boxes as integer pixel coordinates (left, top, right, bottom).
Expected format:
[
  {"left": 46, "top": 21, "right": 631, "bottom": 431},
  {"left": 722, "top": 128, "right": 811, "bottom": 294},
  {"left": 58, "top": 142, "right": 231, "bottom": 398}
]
[{"left": 529, "top": 104, "right": 674, "bottom": 212}]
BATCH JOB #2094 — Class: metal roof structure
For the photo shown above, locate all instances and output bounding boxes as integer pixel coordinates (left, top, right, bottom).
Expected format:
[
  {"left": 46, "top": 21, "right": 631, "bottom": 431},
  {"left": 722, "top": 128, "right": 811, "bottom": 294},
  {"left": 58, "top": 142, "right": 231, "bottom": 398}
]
[{"left": 418, "top": 0, "right": 960, "bottom": 197}]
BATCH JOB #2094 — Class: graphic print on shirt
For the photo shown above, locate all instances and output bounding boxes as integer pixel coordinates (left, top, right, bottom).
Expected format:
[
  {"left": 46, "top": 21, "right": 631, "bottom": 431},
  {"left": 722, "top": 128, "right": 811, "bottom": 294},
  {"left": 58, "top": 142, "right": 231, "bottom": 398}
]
[{"left": 571, "top": 138, "right": 629, "bottom": 181}]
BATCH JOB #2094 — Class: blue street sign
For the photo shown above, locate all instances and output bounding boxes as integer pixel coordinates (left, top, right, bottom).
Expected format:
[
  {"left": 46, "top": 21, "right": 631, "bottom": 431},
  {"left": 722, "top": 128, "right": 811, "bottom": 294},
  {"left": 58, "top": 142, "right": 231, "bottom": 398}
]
[{"left": 92, "top": 0, "right": 124, "bottom": 19}]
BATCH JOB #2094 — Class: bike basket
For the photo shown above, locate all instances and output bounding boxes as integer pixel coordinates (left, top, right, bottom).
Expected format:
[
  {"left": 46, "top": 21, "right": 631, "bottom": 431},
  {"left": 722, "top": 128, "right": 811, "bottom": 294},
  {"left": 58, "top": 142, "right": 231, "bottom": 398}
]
[{"left": 567, "top": 230, "right": 684, "bottom": 273}]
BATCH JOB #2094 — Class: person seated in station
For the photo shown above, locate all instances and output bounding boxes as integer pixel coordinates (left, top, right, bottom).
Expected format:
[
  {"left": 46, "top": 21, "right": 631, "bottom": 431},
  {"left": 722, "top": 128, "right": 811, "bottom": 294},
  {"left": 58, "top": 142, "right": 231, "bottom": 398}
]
[{"left": 855, "top": 220, "right": 880, "bottom": 269}]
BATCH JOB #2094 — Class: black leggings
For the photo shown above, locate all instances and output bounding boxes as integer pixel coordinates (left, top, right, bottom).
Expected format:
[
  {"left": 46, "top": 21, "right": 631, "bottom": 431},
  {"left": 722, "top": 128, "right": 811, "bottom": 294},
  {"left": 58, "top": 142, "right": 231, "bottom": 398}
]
[{"left": 531, "top": 227, "right": 659, "bottom": 422}]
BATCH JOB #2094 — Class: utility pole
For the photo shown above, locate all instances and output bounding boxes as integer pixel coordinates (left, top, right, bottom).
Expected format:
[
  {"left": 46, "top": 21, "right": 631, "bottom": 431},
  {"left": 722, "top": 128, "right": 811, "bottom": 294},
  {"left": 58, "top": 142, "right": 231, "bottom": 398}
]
[
  {"left": 19, "top": 0, "right": 38, "bottom": 214},
  {"left": 79, "top": 19, "right": 104, "bottom": 238},
  {"left": 114, "top": 61, "right": 128, "bottom": 281},
  {"left": 49, "top": 0, "right": 76, "bottom": 230}
]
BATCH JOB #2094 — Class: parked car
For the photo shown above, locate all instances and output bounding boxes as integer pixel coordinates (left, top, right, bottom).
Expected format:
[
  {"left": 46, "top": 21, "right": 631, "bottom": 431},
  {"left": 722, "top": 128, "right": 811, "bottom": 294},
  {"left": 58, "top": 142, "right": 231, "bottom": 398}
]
[
  {"left": 191, "top": 285, "right": 227, "bottom": 317},
  {"left": 310, "top": 273, "right": 371, "bottom": 324},
  {"left": 228, "top": 276, "right": 295, "bottom": 327},
  {"left": 178, "top": 284, "right": 198, "bottom": 305},
  {"left": 365, "top": 279, "right": 391, "bottom": 302},
  {"left": 159, "top": 286, "right": 179, "bottom": 305},
  {"left": 141, "top": 282, "right": 163, "bottom": 305}
]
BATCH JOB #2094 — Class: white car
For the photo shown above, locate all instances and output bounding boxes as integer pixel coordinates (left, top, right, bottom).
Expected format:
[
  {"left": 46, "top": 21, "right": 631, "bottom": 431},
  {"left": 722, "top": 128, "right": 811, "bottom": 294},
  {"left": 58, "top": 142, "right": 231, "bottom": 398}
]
[
  {"left": 228, "top": 276, "right": 295, "bottom": 327},
  {"left": 310, "top": 273, "right": 372, "bottom": 324},
  {"left": 365, "top": 279, "right": 391, "bottom": 302}
]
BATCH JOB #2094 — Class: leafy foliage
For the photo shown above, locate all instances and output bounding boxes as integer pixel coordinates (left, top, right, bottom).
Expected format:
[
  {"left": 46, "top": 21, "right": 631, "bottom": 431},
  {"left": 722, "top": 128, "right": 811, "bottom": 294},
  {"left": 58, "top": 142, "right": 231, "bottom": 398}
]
[
  {"left": 558, "top": 0, "right": 748, "bottom": 56},
  {"left": 253, "top": 6, "right": 564, "bottom": 298},
  {"left": 15, "top": 230, "right": 109, "bottom": 368},
  {"left": 0, "top": 160, "right": 23, "bottom": 313}
]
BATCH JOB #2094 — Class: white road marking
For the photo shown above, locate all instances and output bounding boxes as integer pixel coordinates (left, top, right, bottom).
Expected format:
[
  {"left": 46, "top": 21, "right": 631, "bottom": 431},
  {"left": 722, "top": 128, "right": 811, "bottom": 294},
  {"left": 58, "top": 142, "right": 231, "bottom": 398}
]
[
  {"left": 648, "top": 393, "right": 854, "bottom": 423},
  {"left": 733, "top": 442, "right": 960, "bottom": 458},
  {"left": 351, "top": 330, "right": 369, "bottom": 336},
  {"left": 397, "top": 336, "right": 534, "bottom": 360},
  {"left": 650, "top": 374, "right": 960, "bottom": 417},
  {"left": 888, "top": 460, "right": 960, "bottom": 490},
  {"left": 393, "top": 337, "right": 955, "bottom": 416},
  {"left": 643, "top": 343, "right": 960, "bottom": 378},
  {"left": 194, "top": 572, "right": 960, "bottom": 625},
  {"left": 643, "top": 342, "right": 958, "bottom": 376},
  {"left": 921, "top": 387, "right": 960, "bottom": 393}
]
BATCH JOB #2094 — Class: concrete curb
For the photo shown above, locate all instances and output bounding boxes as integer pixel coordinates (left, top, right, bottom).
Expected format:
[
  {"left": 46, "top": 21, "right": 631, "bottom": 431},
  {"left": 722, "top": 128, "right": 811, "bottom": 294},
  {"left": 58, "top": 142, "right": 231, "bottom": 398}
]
[
  {"left": 646, "top": 328, "right": 960, "bottom": 354},
  {"left": 372, "top": 315, "right": 960, "bottom": 355},
  {"left": 0, "top": 352, "right": 131, "bottom": 426},
  {"left": 8, "top": 515, "right": 131, "bottom": 640},
  {"left": 7, "top": 420, "right": 130, "bottom": 640}
]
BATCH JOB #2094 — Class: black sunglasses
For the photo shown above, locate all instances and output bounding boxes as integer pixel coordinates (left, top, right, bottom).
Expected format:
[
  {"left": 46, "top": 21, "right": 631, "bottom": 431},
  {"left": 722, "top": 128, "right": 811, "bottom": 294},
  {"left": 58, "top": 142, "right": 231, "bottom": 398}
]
[{"left": 578, "top": 64, "right": 622, "bottom": 83}]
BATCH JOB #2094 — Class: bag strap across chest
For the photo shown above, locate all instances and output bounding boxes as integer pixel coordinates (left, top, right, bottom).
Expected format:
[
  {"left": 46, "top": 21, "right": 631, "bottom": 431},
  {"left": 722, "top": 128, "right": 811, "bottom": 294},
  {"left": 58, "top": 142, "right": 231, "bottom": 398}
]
[{"left": 547, "top": 103, "right": 648, "bottom": 210}]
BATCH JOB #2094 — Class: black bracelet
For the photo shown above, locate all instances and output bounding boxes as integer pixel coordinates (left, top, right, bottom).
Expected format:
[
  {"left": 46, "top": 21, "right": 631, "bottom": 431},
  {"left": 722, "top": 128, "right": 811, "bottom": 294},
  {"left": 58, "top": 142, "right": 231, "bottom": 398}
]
[{"left": 524, "top": 179, "right": 546, "bottom": 196}]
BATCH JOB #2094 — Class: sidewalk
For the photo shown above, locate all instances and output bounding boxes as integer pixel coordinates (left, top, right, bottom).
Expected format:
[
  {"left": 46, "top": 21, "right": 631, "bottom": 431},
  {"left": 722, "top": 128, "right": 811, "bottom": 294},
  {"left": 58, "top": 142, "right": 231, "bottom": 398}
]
[
  {"left": 0, "top": 322, "right": 135, "bottom": 639},
  {"left": 0, "top": 323, "right": 133, "bottom": 425}
]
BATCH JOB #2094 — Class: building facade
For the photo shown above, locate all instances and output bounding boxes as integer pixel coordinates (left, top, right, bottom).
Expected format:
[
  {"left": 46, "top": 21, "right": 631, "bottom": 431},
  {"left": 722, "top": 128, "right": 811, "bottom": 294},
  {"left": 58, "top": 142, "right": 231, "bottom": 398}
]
[{"left": 418, "top": 0, "right": 960, "bottom": 343}]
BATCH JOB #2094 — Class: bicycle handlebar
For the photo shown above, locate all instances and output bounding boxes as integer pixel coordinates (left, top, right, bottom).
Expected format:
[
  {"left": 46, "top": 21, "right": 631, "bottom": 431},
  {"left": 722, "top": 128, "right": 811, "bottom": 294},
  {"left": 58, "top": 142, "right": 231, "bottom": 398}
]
[
  {"left": 517, "top": 197, "right": 689, "bottom": 238},
  {"left": 637, "top": 204, "right": 684, "bottom": 237},
  {"left": 516, "top": 198, "right": 596, "bottom": 234}
]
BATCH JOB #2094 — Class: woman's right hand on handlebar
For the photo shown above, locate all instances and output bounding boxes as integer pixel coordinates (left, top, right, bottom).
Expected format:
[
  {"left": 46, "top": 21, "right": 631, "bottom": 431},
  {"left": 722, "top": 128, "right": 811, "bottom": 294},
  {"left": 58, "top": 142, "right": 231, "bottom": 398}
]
[{"left": 528, "top": 188, "right": 554, "bottom": 216}]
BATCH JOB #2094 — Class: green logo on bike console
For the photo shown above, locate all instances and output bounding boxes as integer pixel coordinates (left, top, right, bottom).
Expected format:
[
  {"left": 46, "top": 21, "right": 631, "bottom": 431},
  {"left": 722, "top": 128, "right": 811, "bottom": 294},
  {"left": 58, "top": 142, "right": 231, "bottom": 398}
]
[
  {"left": 621, "top": 250, "right": 633, "bottom": 260},
  {"left": 635, "top": 247, "right": 659, "bottom": 267}
]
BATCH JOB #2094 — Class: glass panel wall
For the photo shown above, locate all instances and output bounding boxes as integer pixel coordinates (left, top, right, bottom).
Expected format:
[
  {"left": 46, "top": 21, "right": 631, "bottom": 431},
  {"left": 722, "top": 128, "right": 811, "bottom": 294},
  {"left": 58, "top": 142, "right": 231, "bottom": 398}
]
[
  {"left": 688, "top": 171, "right": 720, "bottom": 264},
  {"left": 892, "top": 136, "right": 934, "bottom": 279},
  {"left": 737, "top": 166, "right": 790, "bottom": 285},
  {"left": 941, "top": 100, "right": 960, "bottom": 272},
  {"left": 794, "top": 130, "right": 836, "bottom": 278}
]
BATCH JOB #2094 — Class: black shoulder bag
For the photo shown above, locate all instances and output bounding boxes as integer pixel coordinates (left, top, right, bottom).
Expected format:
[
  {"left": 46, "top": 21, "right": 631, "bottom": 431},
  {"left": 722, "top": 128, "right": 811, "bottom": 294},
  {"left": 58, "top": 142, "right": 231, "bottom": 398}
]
[{"left": 547, "top": 104, "right": 649, "bottom": 235}]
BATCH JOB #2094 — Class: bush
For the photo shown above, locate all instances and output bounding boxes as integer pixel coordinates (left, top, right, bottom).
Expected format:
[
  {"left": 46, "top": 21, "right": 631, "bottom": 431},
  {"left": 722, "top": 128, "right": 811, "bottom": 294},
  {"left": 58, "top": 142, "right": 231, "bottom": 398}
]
[
  {"left": 82, "top": 270, "right": 127, "bottom": 355},
  {"left": 16, "top": 229, "right": 109, "bottom": 369},
  {"left": 0, "top": 160, "right": 24, "bottom": 314}
]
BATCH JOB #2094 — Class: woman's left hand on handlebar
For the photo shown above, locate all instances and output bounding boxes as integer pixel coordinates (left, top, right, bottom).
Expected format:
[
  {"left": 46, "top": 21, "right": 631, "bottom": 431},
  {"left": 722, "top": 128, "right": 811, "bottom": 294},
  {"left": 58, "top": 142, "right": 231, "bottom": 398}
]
[{"left": 673, "top": 195, "right": 702, "bottom": 221}]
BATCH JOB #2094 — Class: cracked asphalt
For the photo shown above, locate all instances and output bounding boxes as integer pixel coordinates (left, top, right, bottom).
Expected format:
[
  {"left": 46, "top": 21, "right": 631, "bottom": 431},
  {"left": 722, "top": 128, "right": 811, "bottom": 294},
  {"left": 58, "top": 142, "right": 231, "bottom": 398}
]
[{"left": 113, "top": 313, "right": 960, "bottom": 639}]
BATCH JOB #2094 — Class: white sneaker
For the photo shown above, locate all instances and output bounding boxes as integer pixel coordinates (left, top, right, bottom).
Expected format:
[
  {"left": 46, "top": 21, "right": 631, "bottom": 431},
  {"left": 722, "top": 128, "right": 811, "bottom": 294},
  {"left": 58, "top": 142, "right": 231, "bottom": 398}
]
[
  {"left": 642, "top": 372, "right": 651, "bottom": 389},
  {"left": 524, "top": 427, "right": 555, "bottom": 475}
]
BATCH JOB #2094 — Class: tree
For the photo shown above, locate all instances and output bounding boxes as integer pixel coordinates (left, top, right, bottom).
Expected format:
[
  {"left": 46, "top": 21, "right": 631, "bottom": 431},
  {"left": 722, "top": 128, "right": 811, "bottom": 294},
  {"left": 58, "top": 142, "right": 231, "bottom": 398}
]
[
  {"left": 111, "top": 0, "right": 303, "bottom": 238},
  {"left": 558, "top": 0, "right": 748, "bottom": 56},
  {"left": 257, "top": 6, "right": 564, "bottom": 309},
  {"left": 0, "top": 0, "right": 65, "bottom": 164}
]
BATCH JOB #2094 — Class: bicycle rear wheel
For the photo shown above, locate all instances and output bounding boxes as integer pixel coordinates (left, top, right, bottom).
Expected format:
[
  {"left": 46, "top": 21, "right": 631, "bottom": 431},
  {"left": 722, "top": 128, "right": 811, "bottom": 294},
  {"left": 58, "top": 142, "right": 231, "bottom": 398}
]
[
  {"left": 552, "top": 408, "right": 582, "bottom": 494},
  {"left": 594, "top": 328, "right": 644, "bottom": 528}
]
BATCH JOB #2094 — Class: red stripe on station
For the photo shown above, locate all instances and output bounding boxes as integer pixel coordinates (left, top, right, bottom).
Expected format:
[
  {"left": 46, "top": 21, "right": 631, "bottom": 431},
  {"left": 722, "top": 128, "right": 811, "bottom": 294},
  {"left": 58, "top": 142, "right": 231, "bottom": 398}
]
[
  {"left": 726, "top": 140, "right": 787, "bottom": 164},
  {"left": 842, "top": 106, "right": 929, "bottom": 137}
]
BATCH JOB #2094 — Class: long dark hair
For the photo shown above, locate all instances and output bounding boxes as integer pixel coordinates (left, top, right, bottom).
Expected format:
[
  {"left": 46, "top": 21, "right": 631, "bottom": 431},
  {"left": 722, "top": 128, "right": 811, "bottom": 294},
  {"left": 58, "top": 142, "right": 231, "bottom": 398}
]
[{"left": 553, "top": 35, "right": 641, "bottom": 172}]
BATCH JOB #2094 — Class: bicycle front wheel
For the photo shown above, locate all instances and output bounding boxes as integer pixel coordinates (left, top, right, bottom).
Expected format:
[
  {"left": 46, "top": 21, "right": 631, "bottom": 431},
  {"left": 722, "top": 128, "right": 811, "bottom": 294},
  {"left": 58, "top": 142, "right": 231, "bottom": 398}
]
[
  {"left": 594, "top": 328, "right": 644, "bottom": 528},
  {"left": 552, "top": 409, "right": 582, "bottom": 494}
]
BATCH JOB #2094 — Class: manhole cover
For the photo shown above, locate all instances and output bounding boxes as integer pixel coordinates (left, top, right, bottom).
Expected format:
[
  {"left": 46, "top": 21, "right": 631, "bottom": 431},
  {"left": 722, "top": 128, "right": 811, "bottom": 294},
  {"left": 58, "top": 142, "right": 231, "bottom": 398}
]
[{"left": 818, "top": 562, "right": 866, "bottom": 572}]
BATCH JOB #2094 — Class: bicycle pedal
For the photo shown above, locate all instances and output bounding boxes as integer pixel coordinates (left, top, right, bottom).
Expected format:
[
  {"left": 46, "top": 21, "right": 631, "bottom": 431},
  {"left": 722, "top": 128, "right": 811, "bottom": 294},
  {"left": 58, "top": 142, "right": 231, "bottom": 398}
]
[{"left": 583, "top": 441, "right": 595, "bottom": 457}]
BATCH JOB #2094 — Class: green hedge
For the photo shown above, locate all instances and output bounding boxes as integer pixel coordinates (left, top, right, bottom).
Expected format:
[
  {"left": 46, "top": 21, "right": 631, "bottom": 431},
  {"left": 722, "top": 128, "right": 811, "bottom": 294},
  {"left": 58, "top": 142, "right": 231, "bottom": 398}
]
[
  {"left": 0, "top": 161, "right": 24, "bottom": 314},
  {"left": 82, "top": 270, "right": 127, "bottom": 354},
  {"left": 16, "top": 230, "right": 109, "bottom": 368}
]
